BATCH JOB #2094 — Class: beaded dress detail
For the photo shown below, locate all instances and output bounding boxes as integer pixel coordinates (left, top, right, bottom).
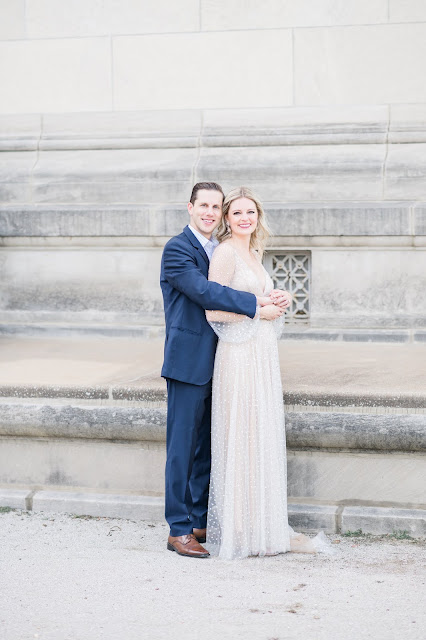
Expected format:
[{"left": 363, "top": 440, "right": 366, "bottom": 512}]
[{"left": 206, "top": 242, "right": 326, "bottom": 560}]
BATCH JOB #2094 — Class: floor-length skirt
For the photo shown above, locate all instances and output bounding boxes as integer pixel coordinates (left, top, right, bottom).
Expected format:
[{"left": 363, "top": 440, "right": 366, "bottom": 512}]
[{"left": 207, "top": 320, "right": 292, "bottom": 559}]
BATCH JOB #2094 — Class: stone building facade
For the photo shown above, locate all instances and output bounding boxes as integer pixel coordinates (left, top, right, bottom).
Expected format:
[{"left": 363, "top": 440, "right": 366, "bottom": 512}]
[{"left": 1, "top": 1, "right": 425, "bottom": 339}]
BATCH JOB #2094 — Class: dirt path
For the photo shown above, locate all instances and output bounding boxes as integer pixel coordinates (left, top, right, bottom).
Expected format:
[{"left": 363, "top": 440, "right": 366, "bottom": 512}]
[{"left": 1, "top": 509, "right": 425, "bottom": 640}]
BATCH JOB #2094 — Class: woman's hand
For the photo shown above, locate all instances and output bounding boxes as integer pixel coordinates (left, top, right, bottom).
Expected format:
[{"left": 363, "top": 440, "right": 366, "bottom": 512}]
[
  {"left": 260, "top": 305, "right": 284, "bottom": 320},
  {"left": 270, "top": 289, "right": 292, "bottom": 309}
]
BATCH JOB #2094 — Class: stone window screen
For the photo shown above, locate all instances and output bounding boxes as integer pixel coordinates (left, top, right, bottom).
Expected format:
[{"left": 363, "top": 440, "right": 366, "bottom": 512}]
[{"left": 263, "top": 251, "right": 311, "bottom": 323}]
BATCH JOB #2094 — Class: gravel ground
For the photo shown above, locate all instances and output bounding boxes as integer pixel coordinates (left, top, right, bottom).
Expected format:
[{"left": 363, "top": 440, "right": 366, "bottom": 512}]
[{"left": 1, "top": 509, "right": 425, "bottom": 640}]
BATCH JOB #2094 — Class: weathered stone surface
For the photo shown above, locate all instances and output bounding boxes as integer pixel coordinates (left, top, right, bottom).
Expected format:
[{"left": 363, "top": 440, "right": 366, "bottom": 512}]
[
  {"left": 0, "top": 488, "right": 31, "bottom": 510},
  {"left": 341, "top": 505, "right": 426, "bottom": 537},
  {"left": 0, "top": 205, "right": 189, "bottom": 237},
  {"left": 32, "top": 490, "right": 164, "bottom": 521},
  {"left": 0, "top": 436, "right": 166, "bottom": 495},
  {"left": 0, "top": 151, "right": 35, "bottom": 204},
  {"left": 339, "top": 331, "right": 409, "bottom": 343},
  {"left": 0, "top": 245, "right": 164, "bottom": 317},
  {"left": 414, "top": 204, "right": 426, "bottom": 236},
  {"left": 266, "top": 203, "right": 410, "bottom": 236},
  {"left": 0, "top": 403, "right": 167, "bottom": 442},
  {"left": 288, "top": 450, "right": 426, "bottom": 504},
  {"left": 287, "top": 503, "right": 338, "bottom": 533},
  {"left": 389, "top": 0, "right": 426, "bottom": 23},
  {"left": 113, "top": 30, "right": 293, "bottom": 111},
  {"left": 385, "top": 143, "right": 426, "bottom": 200},
  {"left": 0, "top": 322, "right": 165, "bottom": 340},
  {"left": 2, "top": 105, "right": 426, "bottom": 150},
  {"left": 389, "top": 104, "right": 426, "bottom": 144},
  {"left": 1, "top": 401, "right": 425, "bottom": 452},
  {"left": 310, "top": 249, "right": 426, "bottom": 330},
  {"left": 31, "top": 148, "right": 195, "bottom": 204},
  {"left": 26, "top": 0, "right": 199, "bottom": 38},
  {"left": 1, "top": 434, "right": 424, "bottom": 507},
  {"left": 0, "top": 114, "right": 41, "bottom": 151},
  {"left": 202, "top": 106, "right": 389, "bottom": 146},
  {"left": 0, "top": 38, "right": 111, "bottom": 114},
  {"left": 0, "top": 106, "right": 408, "bottom": 151},
  {"left": 41, "top": 110, "right": 202, "bottom": 150},
  {"left": 0, "top": 385, "right": 108, "bottom": 400},
  {"left": 282, "top": 329, "right": 411, "bottom": 343},
  {"left": 286, "top": 412, "right": 426, "bottom": 452},
  {"left": 197, "top": 144, "right": 385, "bottom": 201},
  {"left": 202, "top": 0, "right": 388, "bottom": 31},
  {"left": 0, "top": 0, "right": 26, "bottom": 40},
  {"left": 295, "top": 24, "right": 426, "bottom": 105},
  {"left": 0, "top": 203, "right": 412, "bottom": 237}
]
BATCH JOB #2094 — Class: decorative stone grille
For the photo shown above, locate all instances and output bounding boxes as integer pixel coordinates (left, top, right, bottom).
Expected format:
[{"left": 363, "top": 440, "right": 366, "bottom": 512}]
[{"left": 263, "top": 251, "right": 311, "bottom": 323}]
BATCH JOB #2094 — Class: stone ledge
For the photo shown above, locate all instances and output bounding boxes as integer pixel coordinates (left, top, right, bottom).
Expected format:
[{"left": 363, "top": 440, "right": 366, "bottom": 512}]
[
  {"left": 341, "top": 506, "right": 426, "bottom": 537},
  {"left": 1, "top": 383, "right": 424, "bottom": 409},
  {"left": 0, "top": 202, "right": 417, "bottom": 237},
  {"left": 0, "top": 107, "right": 390, "bottom": 150},
  {"left": 0, "top": 488, "right": 32, "bottom": 510},
  {"left": 0, "top": 322, "right": 166, "bottom": 340},
  {"left": 31, "top": 490, "right": 164, "bottom": 522},
  {"left": 287, "top": 503, "right": 338, "bottom": 534},
  {"left": 0, "top": 401, "right": 425, "bottom": 451},
  {"left": 1, "top": 145, "right": 425, "bottom": 204},
  {"left": 1, "top": 488, "right": 424, "bottom": 537},
  {"left": 1, "top": 106, "right": 425, "bottom": 151},
  {"left": 1, "top": 321, "right": 424, "bottom": 344}
]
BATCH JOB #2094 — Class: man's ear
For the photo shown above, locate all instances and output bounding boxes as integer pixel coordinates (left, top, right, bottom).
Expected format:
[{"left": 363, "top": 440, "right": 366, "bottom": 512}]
[{"left": 187, "top": 202, "right": 193, "bottom": 216}]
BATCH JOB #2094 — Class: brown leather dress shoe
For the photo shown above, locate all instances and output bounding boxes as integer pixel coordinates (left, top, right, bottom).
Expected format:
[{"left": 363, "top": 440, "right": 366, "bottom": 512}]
[
  {"left": 167, "top": 534, "right": 210, "bottom": 558},
  {"left": 193, "top": 528, "right": 207, "bottom": 543}
]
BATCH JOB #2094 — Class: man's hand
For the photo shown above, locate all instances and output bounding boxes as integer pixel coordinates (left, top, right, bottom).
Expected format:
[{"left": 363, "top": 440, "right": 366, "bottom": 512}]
[{"left": 270, "top": 289, "right": 292, "bottom": 309}]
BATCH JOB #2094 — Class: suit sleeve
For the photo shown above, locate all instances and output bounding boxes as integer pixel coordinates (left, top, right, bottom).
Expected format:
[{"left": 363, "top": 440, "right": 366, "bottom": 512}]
[{"left": 162, "top": 240, "right": 257, "bottom": 318}]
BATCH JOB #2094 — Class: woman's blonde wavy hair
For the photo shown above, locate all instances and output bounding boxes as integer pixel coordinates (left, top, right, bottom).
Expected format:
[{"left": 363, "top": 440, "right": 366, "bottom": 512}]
[{"left": 216, "top": 186, "right": 271, "bottom": 257}]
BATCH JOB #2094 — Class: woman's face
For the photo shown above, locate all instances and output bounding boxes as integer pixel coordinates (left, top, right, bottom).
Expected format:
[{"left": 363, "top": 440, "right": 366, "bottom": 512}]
[{"left": 226, "top": 197, "right": 258, "bottom": 238}]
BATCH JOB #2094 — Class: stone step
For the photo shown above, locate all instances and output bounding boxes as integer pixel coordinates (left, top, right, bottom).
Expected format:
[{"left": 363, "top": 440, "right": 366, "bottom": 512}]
[
  {"left": 0, "top": 396, "right": 424, "bottom": 452},
  {"left": 1, "top": 336, "right": 424, "bottom": 522},
  {"left": 1, "top": 320, "right": 425, "bottom": 343},
  {"left": 0, "top": 487, "right": 424, "bottom": 537},
  {"left": 1, "top": 336, "right": 425, "bottom": 404}
]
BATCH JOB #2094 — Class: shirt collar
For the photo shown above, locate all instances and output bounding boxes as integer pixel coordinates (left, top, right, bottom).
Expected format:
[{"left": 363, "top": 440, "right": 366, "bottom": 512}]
[{"left": 188, "top": 224, "right": 218, "bottom": 249}]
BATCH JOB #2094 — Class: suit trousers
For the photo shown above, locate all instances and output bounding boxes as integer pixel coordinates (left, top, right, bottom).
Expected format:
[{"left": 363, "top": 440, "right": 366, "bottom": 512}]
[{"left": 165, "top": 378, "right": 212, "bottom": 536}]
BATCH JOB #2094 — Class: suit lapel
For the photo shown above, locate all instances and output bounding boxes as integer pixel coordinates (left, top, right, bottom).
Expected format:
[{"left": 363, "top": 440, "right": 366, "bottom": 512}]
[{"left": 183, "top": 225, "right": 209, "bottom": 268}]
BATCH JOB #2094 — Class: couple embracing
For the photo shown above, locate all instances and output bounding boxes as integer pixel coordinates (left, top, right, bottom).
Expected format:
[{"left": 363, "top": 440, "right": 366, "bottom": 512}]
[{"left": 160, "top": 182, "right": 323, "bottom": 560}]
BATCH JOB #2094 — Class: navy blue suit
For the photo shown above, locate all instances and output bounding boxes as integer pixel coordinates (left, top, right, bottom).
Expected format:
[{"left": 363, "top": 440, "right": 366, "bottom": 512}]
[{"left": 160, "top": 225, "right": 257, "bottom": 535}]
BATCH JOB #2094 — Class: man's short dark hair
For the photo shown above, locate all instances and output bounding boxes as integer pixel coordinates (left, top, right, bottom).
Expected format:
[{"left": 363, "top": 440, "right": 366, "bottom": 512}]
[{"left": 190, "top": 182, "right": 224, "bottom": 205}]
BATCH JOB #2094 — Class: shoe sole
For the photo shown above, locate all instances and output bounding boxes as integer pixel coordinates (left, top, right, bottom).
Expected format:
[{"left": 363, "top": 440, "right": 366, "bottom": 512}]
[{"left": 167, "top": 542, "right": 210, "bottom": 558}]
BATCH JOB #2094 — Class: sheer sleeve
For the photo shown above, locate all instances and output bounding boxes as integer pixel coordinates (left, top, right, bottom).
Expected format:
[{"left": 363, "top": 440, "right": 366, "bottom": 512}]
[
  {"left": 206, "top": 243, "right": 259, "bottom": 343},
  {"left": 250, "top": 249, "right": 284, "bottom": 339}
]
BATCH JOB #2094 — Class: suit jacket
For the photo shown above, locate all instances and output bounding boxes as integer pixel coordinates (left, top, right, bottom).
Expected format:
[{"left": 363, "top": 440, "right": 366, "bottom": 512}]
[{"left": 160, "top": 225, "right": 257, "bottom": 385}]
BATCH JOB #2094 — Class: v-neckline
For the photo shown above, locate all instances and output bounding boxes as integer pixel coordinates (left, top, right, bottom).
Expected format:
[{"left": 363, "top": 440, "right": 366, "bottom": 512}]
[{"left": 227, "top": 243, "right": 267, "bottom": 293}]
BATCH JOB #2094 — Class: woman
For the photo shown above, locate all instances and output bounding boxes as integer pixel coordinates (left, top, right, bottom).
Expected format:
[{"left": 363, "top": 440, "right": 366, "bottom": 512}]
[{"left": 206, "top": 187, "right": 327, "bottom": 559}]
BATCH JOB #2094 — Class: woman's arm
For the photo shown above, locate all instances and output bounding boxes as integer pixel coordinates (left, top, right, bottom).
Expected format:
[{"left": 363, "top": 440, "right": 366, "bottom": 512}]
[
  {"left": 162, "top": 238, "right": 257, "bottom": 318},
  {"left": 205, "top": 244, "right": 251, "bottom": 323}
]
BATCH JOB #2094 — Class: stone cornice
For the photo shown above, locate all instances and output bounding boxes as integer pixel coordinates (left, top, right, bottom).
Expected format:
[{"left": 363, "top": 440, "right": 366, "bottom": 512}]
[
  {"left": 0, "top": 105, "right": 426, "bottom": 151},
  {"left": 1, "top": 202, "right": 425, "bottom": 237}
]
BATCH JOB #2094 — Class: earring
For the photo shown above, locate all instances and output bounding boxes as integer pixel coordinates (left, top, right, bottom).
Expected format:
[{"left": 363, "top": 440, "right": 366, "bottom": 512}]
[{"left": 226, "top": 222, "right": 231, "bottom": 235}]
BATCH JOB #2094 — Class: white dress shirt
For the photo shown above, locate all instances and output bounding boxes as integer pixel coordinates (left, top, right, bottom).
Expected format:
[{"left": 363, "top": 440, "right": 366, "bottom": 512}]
[{"left": 188, "top": 224, "right": 219, "bottom": 261}]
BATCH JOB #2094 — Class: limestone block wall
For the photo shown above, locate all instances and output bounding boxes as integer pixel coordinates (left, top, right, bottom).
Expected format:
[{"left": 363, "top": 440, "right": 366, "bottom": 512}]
[
  {"left": 1, "top": 1, "right": 426, "bottom": 113},
  {"left": 0, "top": 2, "right": 426, "bottom": 336}
]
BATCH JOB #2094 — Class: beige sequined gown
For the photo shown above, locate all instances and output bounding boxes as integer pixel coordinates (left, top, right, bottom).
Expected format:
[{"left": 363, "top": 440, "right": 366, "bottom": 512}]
[{"left": 206, "top": 241, "right": 291, "bottom": 559}]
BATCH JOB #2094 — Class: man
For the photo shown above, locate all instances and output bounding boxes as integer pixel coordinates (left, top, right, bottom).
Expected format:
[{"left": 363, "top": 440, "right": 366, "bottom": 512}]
[{"left": 160, "top": 182, "right": 289, "bottom": 558}]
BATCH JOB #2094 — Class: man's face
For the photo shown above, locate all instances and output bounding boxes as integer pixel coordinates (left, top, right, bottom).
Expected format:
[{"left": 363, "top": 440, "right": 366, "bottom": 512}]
[{"left": 187, "top": 189, "right": 223, "bottom": 239}]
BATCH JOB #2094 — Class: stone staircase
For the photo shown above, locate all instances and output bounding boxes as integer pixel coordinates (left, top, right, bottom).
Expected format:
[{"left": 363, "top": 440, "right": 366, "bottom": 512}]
[{"left": 0, "top": 335, "right": 425, "bottom": 536}]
